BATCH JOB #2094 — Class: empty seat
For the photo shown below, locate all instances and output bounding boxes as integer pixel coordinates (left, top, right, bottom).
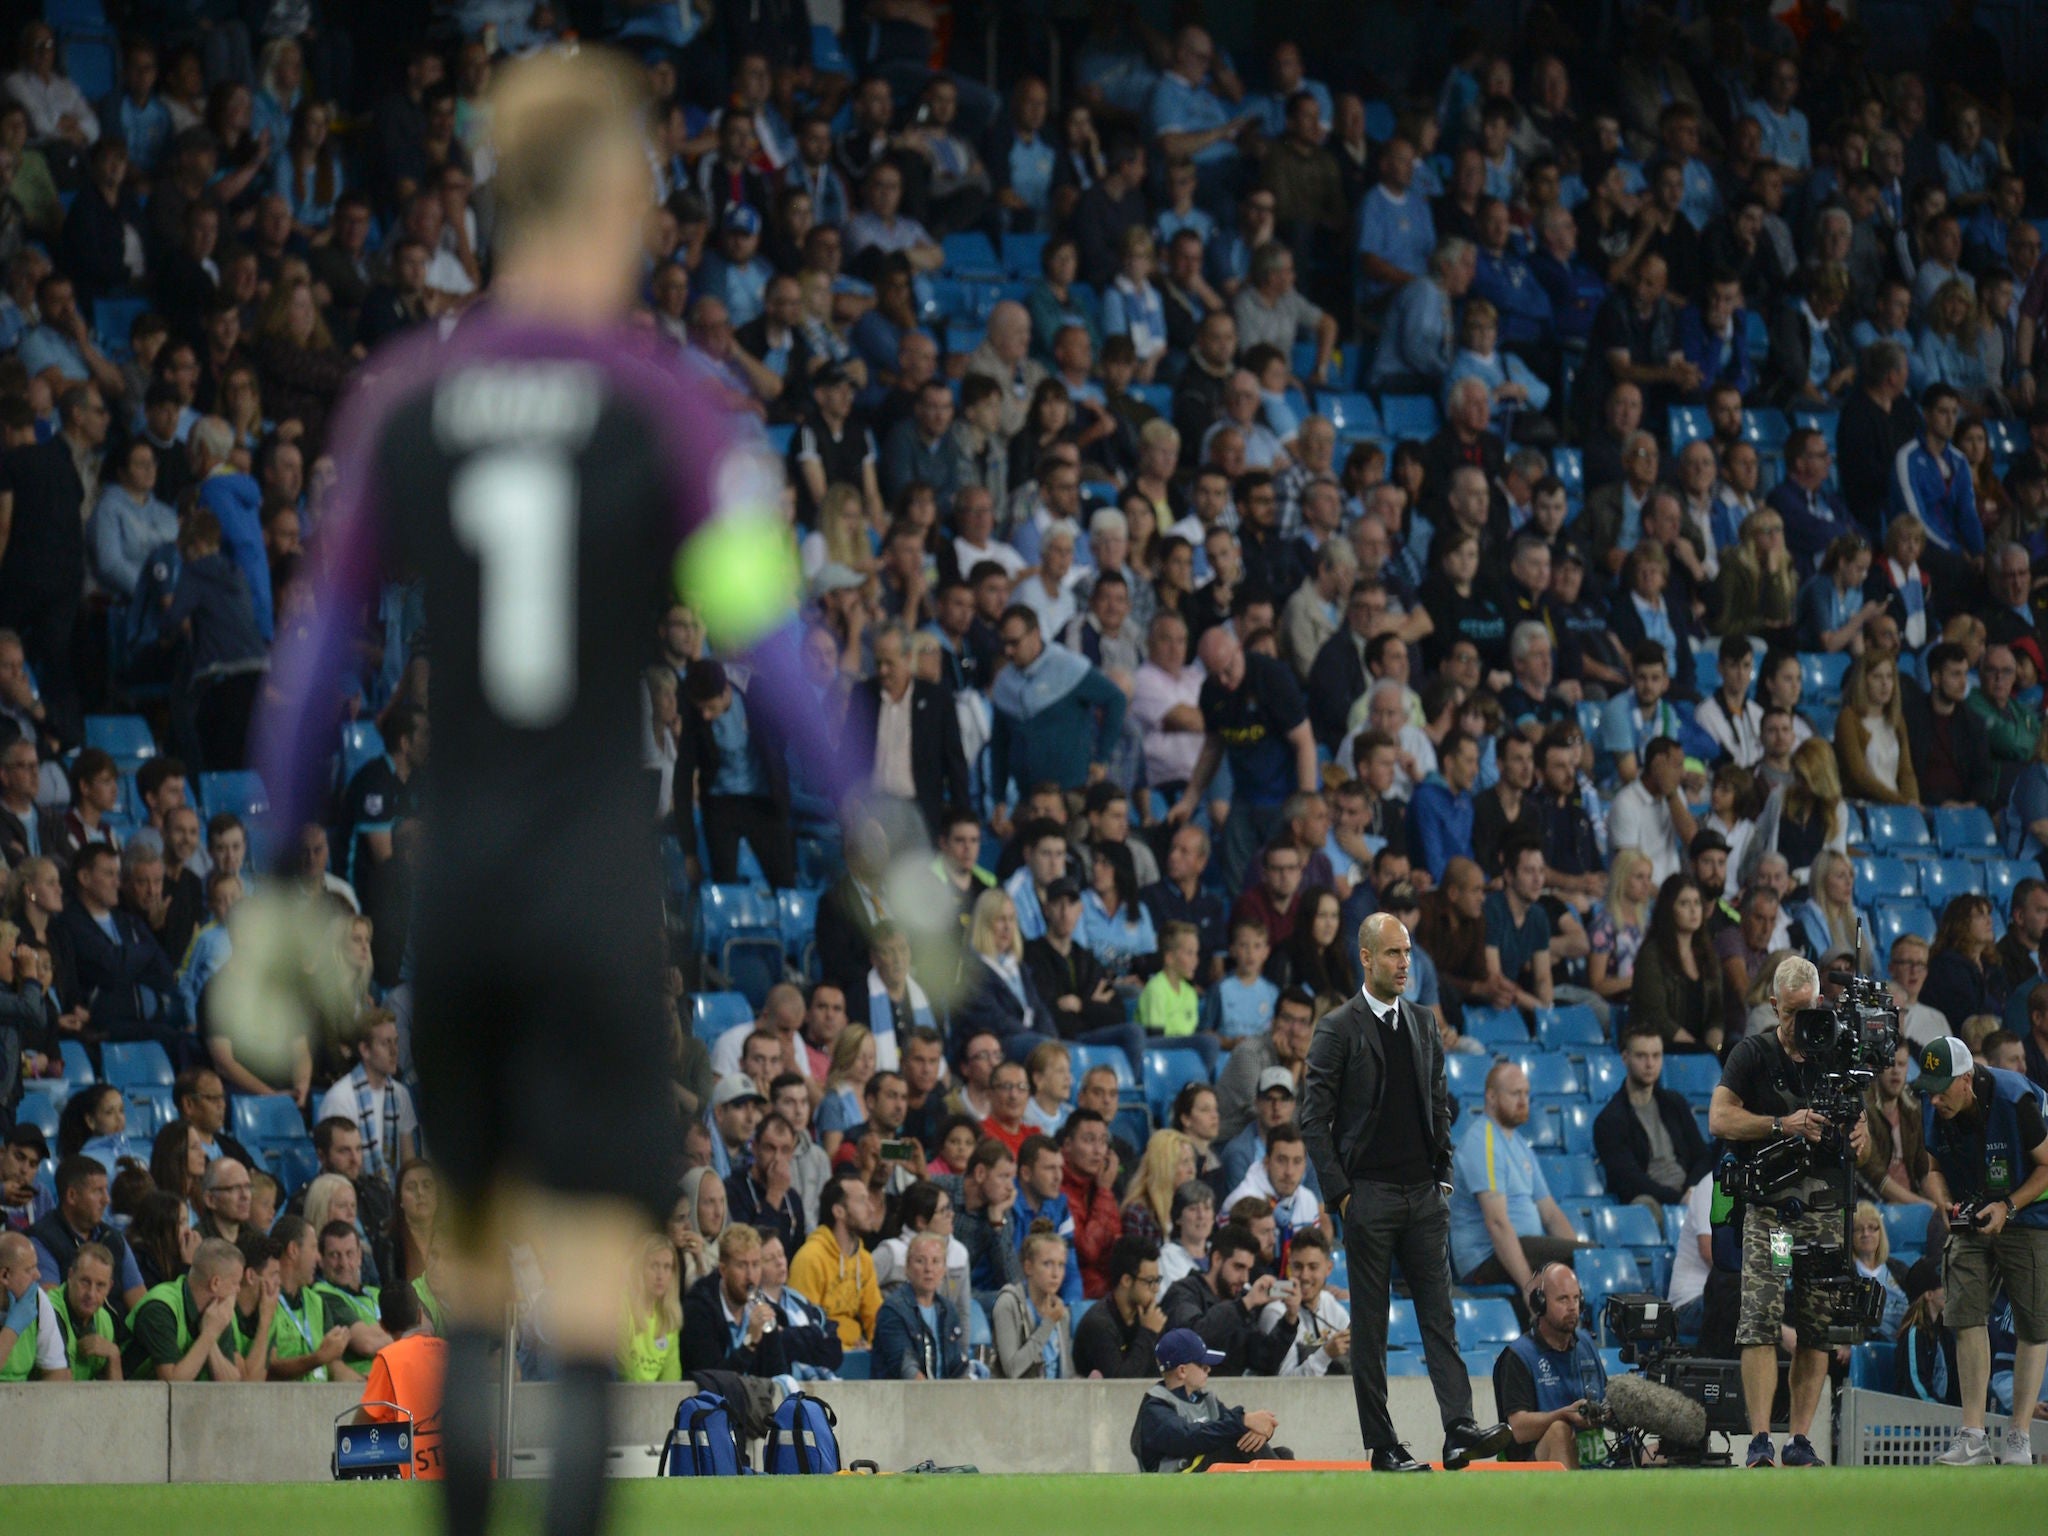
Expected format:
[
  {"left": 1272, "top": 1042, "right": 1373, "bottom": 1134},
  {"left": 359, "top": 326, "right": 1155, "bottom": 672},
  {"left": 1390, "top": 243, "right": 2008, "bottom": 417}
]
[
  {"left": 1322, "top": 392, "right": 1380, "bottom": 437},
  {"left": 58, "top": 1039, "right": 94, "bottom": 1085},
  {"left": 1001, "top": 232, "right": 1049, "bottom": 278},
  {"left": 1862, "top": 806, "right": 1930, "bottom": 853},
  {"left": 196, "top": 770, "right": 269, "bottom": 822},
  {"left": 1446, "top": 1053, "right": 1495, "bottom": 1099},
  {"left": 690, "top": 991, "right": 754, "bottom": 1045},
  {"left": 1509, "top": 1051, "right": 1584, "bottom": 1097},
  {"left": 1590, "top": 1203, "right": 1665, "bottom": 1248},
  {"left": 1931, "top": 806, "right": 1997, "bottom": 854},
  {"left": 1378, "top": 394, "right": 1440, "bottom": 440},
  {"left": 1111, "top": 1105, "right": 1153, "bottom": 1150},
  {"left": 1462, "top": 1005, "right": 1530, "bottom": 1045},
  {"left": 267, "top": 1143, "right": 321, "bottom": 1194},
  {"left": 338, "top": 720, "right": 383, "bottom": 786},
  {"left": 941, "top": 231, "right": 1000, "bottom": 276},
  {"left": 233, "top": 1095, "right": 308, "bottom": 1147},
  {"left": 83, "top": 713, "right": 156, "bottom": 769},
  {"left": 1575, "top": 1249, "right": 1645, "bottom": 1310},
  {"left": 1387, "top": 1298, "right": 1422, "bottom": 1349},
  {"left": 1535, "top": 1153, "right": 1604, "bottom": 1199},
  {"left": 100, "top": 1041, "right": 174, "bottom": 1088},
  {"left": 1551, "top": 446, "right": 1583, "bottom": 501},
  {"left": 1143, "top": 1048, "right": 1209, "bottom": 1122},
  {"left": 1920, "top": 861, "right": 1985, "bottom": 904},
  {"left": 1452, "top": 1297, "right": 1519, "bottom": 1347},
  {"left": 1537, "top": 1005, "right": 1604, "bottom": 1049},
  {"left": 1799, "top": 650, "right": 1851, "bottom": 700},
  {"left": 1880, "top": 1204, "right": 1932, "bottom": 1253},
  {"left": 1874, "top": 903, "right": 1938, "bottom": 953},
  {"left": 1583, "top": 1053, "right": 1625, "bottom": 1098},
  {"left": 1983, "top": 859, "right": 2035, "bottom": 916},
  {"left": 1658, "top": 1055, "right": 1723, "bottom": 1100},
  {"left": 16, "top": 1089, "right": 59, "bottom": 1137},
  {"left": 1666, "top": 404, "right": 1709, "bottom": 451},
  {"left": 1561, "top": 1102, "right": 1597, "bottom": 1155},
  {"left": 1385, "top": 1349, "right": 1430, "bottom": 1376},
  {"left": 775, "top": 887, "right": 818, "bottom": 969},
  {"left": 1070, "top": 1043, "right": 1135, "bottom": 1092},
  {"left": 1855, "top": 855, "right": 1919, "bottom": 904}
]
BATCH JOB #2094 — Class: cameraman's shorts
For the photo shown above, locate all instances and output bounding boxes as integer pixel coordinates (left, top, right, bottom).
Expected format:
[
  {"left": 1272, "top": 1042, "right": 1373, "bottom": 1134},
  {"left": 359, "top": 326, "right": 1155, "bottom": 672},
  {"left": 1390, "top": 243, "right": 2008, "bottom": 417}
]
[
  {"left": 1945, "top": 1227, "right": 2048, "bottom": 1341},
  {"left": 1736, "top": 1206, "right": 1838, "bottom": 1350}
]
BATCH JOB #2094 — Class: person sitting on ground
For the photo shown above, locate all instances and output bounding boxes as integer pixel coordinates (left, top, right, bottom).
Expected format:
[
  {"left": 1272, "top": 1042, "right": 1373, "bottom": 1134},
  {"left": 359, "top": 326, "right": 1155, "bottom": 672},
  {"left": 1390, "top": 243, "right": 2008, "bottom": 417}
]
[
  {"left": 1492, "top": 1262, "right": 1605, "bottom": 1467},
  {"left": 1131, "top": 1326, "right": 1287, "bottom": 1471}
]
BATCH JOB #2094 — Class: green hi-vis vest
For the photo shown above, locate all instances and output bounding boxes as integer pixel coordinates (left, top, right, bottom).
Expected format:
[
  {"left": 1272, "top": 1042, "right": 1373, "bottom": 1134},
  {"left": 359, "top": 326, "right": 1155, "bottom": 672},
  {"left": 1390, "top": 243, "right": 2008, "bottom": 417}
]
[
  {"left": 49, "top": 1283, "right": 115, "bottom": 1380},
  {"left": 126, "top": 1278, "right": 196, "bottom": 1373},
  {"left": 270, "top": 1285, "right": 331, "bottom": 1381},
  {"left": 413, "top": 1276, "right": 446, "bottom": 1335},
  {"left": 0, "top": 1291, "right": 44, "bottom": 1381},
  {"left": 314, "top": 1280, "right": 382, "bottom": 1372}
]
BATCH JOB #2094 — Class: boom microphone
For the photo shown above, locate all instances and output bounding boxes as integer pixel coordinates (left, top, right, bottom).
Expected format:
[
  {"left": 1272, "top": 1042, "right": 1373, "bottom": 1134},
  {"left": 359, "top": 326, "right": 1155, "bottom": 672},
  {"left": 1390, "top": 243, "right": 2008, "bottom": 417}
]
[{"left": 1604, "top": 1373, "right": 1708, "bottom": 1449}]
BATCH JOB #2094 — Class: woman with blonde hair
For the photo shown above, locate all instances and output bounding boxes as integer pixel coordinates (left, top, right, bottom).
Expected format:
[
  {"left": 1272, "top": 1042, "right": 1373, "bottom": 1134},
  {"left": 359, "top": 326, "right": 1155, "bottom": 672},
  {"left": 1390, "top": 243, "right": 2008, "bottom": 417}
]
[
  {"left": 251, "top": 275, "right": 352, "bottom": 452},
  {"left": 1871, "top": 515, "right": 1934, "bottom": 651},
  {"left": 949, "top": 887, "right": 1057, "bottom": 1065},
  {"left": 1795, "top": 850, "right": 1876, "bottom": 975},
  {"left": 1851, "top": 1200, "right": 1912, "bottom": 1340},
  {"left": 1023, "top": 1038, "right": 1072, "bottom": 1136},
  {"left": 1834, "top": 651, "right": 1917, "bottom": 805},
  {"left": 1718, "top": 507, "right": 1799, "bottom": 644},
  {"left": 618, "top": 1232, "right": 685, "bottom": 1381},
  {"left": 814, "top": 1023, "right": 877, "bottom": 1156},
  {"left": 1745, "top": 737, "right": 1846, "bottom": 887},
  {"left": 670, "top": 1166, "right": 728, "bottom": 1293},
  {"left": 1588, "top": 849, "right": 1654, "bottom": 1007},
  {"left": 799, "top": 482, "right": 875, "bottom": 579},
  {"left": 1119, "top": 1129, "right": 1195, "bottom": 1246},
  {"left": 991, "top": 1226, "right": 1075, "bottom": 1378},
  {"left": 1914, "top": 279, "right": 1990, "bottom": 406}
]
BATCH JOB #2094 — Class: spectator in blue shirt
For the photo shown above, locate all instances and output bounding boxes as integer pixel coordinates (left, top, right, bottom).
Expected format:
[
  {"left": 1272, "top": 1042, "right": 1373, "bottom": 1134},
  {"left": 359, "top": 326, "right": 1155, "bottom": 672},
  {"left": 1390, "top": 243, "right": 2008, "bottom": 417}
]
[
  {"left": 1446, "top": 301, "right": 1550, "bottom": 440},
  {"left": 987, "top": 77, "right": 1057, "bottom": 234},
  {"left": 1355, "top": 137, "right": 1437, "bottom": 306},
  {"left": 1746, "top": 56, "right": 1811, "bottom": 178},
  {"left": 881, "top": 380, "right": 968, "bottom": 509},
  {"left": 1677, "top": 272, "right": 1755, "bottom": 398},
  {"left": 1470, "top": 198, "right": 1553, "bottom": 351},
  {"left": 1528, "top": 207, "right": 1608, "bottom": 345},
  {"left": 1891, "top": 384, "right": 1982, "bottom": 562},
  {"left": 103, "top": 39, "right": 171, "bottom": 179},
  {"left": 1370, "top": 236, "right": 1474, "bottom": 393},
  {"left": 1448, "top": 1059, "right": 1581, "bottom": 1298},
  {"left": 989, "top": 604, "right": 1128, "bottom": 807},
  {"left": 1145, "top": 26, "right": 1254, "bottom": 217},
  {"left": 91, "top": 439, "right": 177, "bottom": 600},
  {"left": 1410, "top": 729, "right": 1481, "bottom": 884},
  {"left": 697, "top": 204, "right": 774, "bottom": 329},
  {"left": 1768, "top": 427, "right": 1858, "bottom": 575},
  {"left": 1937, "top": 102, "right": 2003, "bottom": 212},
  {"left": 17, "top": 275, "right": 121, "bottom": 400},
  {"left": 1659, "top": 102, "right": 1721, "bottom": 232}
]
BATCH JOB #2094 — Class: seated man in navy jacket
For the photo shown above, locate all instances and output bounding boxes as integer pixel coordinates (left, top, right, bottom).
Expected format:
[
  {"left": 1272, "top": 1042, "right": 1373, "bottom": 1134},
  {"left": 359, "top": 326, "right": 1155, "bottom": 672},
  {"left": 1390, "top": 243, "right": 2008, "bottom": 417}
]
[
  {"left": 678, "top": 1223, "right": 792, "bottom": 1377},
  {"left": 1591, "top": 1024, "right": 1714, "bottom": 1227},
  {"left": 53, "top": 843, "right": 194, "bottom": 1068},
  {"left": 1132, "top": 1326, "right": 1286, "bottom": 1471}
]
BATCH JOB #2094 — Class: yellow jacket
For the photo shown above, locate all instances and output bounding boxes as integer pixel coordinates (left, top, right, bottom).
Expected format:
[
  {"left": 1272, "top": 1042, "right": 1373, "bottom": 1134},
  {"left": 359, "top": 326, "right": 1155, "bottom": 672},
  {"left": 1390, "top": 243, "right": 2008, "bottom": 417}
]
[{"left": 787, "top": 1224, "right": 881, "bottom": 1348}]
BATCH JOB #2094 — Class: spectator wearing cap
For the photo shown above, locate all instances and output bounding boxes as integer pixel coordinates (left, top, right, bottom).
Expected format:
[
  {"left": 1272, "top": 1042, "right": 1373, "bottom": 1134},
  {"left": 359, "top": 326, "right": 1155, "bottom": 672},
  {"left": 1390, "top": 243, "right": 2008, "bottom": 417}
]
[
  {"left": 1133, "top": 1323, "right": 1287, "bottom": 1469},
  {"left": 1025, "top": 875, "right": 1147, "bottom": 1066},
  {"left": 706, "top": 1076, "right": 767, "bottom": 1182},
  {"left": 989, "top": 604, "right": 1127, "bottom": 806},
  {"left": 1219, "top": 1067, "right": 1308, "bottom": 1195},
  {"left": 676, "top": 658, "right": 795, "bottom": 889},
  {"left": 2, "top": 1125, "right": 55, "bottom": 1232}
]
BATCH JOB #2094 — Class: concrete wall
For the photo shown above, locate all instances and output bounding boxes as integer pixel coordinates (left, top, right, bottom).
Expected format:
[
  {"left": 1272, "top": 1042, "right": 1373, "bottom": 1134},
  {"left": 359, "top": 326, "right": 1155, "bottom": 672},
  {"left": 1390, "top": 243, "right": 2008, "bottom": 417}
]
[{"left": 0, "top": 1374, "right": 1833, "bottom": 1482}]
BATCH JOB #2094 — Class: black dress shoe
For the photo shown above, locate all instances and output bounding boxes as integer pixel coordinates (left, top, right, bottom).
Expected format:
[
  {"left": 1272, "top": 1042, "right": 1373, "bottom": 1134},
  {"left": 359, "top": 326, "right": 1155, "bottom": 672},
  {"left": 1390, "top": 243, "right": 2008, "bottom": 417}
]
[
  {"left": 1442, "top": 1418, "right": 1515, "bottom": 1470},
  {"left": 1370, "top": 1445, "right": 1431, "bottom": 1472}
]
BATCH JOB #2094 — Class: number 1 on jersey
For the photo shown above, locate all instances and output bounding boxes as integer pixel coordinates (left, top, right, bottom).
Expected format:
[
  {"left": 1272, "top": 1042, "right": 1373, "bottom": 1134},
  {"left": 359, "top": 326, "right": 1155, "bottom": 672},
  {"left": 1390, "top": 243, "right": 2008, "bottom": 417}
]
[{"left": 451, "top": 448, "right": 579, "bottom": 728}]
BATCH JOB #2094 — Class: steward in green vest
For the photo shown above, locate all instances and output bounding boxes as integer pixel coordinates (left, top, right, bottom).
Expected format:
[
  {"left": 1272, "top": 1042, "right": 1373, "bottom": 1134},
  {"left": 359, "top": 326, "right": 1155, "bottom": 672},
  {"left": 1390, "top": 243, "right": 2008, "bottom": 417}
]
[
  {"left": 311, "top": 1218, "right": 388, "bottom": 1373},
  {"left": 0, "top": 1230, "right": 62, "bottom": 1380},
  {"left": 122, "top": 1236, "right": 246, "bottom": 1381},
  {"left": 50, "top": 1242, "right": 122, "bottom": 1380},
  {"left": 269, "top": 1215, "right": 353, "bottom": 1381}
]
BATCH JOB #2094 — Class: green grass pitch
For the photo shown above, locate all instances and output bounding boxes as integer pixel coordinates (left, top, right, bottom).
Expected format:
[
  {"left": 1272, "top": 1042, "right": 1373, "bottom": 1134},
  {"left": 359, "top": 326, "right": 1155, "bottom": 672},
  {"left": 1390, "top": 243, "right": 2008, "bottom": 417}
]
[{"left": 9, "top": 1469, "right": 2044, "bottom": 1536}]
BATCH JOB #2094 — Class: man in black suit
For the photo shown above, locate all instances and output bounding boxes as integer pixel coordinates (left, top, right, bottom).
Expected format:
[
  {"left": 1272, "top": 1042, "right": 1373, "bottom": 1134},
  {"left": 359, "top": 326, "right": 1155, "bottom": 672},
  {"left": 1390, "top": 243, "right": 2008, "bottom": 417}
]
[
  {"left": 1305, "top": 587, "right": 1383, "bottom": 749},
  {"left": 1300, "top": 911, "right": 1511, "bottom": 1472},
  {"left": 674, "top": 658, "right": 794, "bottom": 889},
  {"left": 841, "top": 626, "right": 969, "bottom": 841},
  {"left": 52, "top": 843, "right": 196, "bottom": 1069}
]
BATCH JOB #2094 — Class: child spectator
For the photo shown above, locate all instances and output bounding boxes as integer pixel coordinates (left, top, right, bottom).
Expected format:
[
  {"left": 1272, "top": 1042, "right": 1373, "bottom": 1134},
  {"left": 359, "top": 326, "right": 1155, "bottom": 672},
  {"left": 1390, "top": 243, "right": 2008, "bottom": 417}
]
[
  {"left": 1131, "top": 1327, "right": 1285, "bottom": 1470},
  {"left": 1201, "top": 918, "right": 1279, "bottom": 1045}
]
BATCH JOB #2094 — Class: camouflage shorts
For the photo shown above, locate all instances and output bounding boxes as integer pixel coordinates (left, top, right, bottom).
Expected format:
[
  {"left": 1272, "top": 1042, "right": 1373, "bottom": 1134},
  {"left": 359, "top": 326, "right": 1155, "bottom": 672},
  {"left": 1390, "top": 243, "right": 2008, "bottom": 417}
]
[{"left": 1735, "top": 1205, "right": 1841, "bottom": 1350}]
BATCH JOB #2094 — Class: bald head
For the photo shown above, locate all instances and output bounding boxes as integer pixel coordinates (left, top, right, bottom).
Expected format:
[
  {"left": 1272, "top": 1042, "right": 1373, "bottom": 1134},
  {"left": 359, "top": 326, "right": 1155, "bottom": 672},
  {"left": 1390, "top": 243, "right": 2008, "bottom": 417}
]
[
  {"left": 1197, "top": 625, "right": 1242, "bottom": 684},
  {"left": 1357, "top": 910, "right": 1412, "bottom": 1002}
]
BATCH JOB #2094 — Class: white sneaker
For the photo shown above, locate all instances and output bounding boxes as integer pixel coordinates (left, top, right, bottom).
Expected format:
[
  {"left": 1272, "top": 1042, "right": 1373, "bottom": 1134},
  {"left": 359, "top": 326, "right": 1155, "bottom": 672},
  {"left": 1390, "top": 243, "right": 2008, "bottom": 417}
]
[
  {"left": 1937, "top": 1432, "right": 1995, "bottom": 1467},
  {"left": 1997, "top": 1429, "right": 2035, "bottom": 1466}
]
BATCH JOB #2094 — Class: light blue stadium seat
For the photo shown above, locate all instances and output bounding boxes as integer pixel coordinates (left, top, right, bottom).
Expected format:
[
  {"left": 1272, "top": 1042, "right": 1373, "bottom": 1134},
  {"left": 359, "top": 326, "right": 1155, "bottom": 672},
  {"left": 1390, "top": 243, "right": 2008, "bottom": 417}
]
[
  {"left": 690, "top": 991, "right": 754, "bottom": 1046},
  {"left": 1855, "top": 856, "right": 1919, "bottom": 904},
  {"left": 1378, "top": 394, "right": 1440, "bottom": 440},
  {"left": 1001, "top": 232, "right": 1048, "bottom": 278},
  {"left": 101, "top": 1041, "right": 174, "bottom": 1088},
  {"left": 124, "top": 1085, "right": 173, "bottom": 1139},
  {"left": 1321, "top": 392, "right": 1380, "bottom": 437},
  {"left": 196, "top": 770, "right": 269, "bottom": 822},
  {"left": 1575, "top": 699, "right": 1603, "bottom": 742},
  {"left": 59, "top": 1039, "right": 94, "bottom": 1085},
  {"left": 17, "top": 1090, "right": 59, "bottom": 1137},
  {"left": 1881, "top": 1204, "right": 1933, "bottom": 1253},
  {"left": 1576, "top": 1249, "right": 1646, "bottom": 1310},
  {"left": 1535, "top": 1153, "right": 1603, "bottom": 1198},
  {"left": 1446, "top": 1054, "right": 1494, "bottom": 1098},
  {"left": 1537, "top": 1006, "right": 1604, "bottom": 1049},
  {"left": 1509, "top": 1051, "right": 1583, "bottom": 1097},
  {"left": 1666, "top": 404, "right": 1709, "bottom": 452},
  {"left": 941, "top": 232, "right": 1000, "bottom": 276},
  {"left": 1385, "top": 1349, "right": 1429, "bottom": 1376},
  {"left": 1462, "top": 1005, "right": 1529, "bottom": 1045},
  {"left": 775, "top": 888, "right": 818, "bottom": 977},
  {"left": 1561, "top": 1102, "right": 1596, "bottom": 1155},
  {"left": 1583, "top": 1053, "right": 1624, "bottom": 1097},
  {"left": 1387, "top": 1298, "right": 1422, "bottom": 1349},
  {"left": 1862, "top": 806, "right": 1930, "bottom": 853},
  {"left": 1743, "top": 407, "right": 1790, "bottom": 451},
  {"left": 339, "top": 720, "right": 383, "bottom": 787},
  {"left": 1143, "top": 1048, "right": 1209, "bottom": 1122},
  {"left": 233, "top": 1095, "right": 308, "bottom": 1147},
  {"left": 1070, "top": 1044, "right": 1135, "bottom": 1093},
  {"left": 1799, "top": 650, "right": 1851, "bottom": 700},
  {"left": 1552, "top": 446, "right": 1583, "bottom": 502},
  {"left": 1874, "top": 902, "right": 1938, "bottom": 953},
  {"left": 765, "top": 423, "right": 795, "bottom": 457},
  {"left": 1657, "top": 1055, "right": 1722, "bottom": 1100},
  {"left": 1591, "top": 1204, "right": 1665, "bottom": 1248},
  {"left": 1112, "top": 1105, "right": 1152, "bottom": 1149},
  {"left": 1920, "top": 860, "right": 1985, "bottom": 905},
  {"left": 268, "top": 1143, "right": 321, "bottom": 1195},
  {"left": 84, "top": 713, "right": 156, "bottom": 769},
  {"left": 1452, "top": 1297, "right": 1519, "bottom": 1348},
  {"left": 969, "top": 1300, "right": 992, "bottom": 1349},
  {"left": 1931, "top": 806, "right": 1997, "bottom": 854},
  {"left": 1984, "top": 859, "right": 2034, "bottom": 916}
]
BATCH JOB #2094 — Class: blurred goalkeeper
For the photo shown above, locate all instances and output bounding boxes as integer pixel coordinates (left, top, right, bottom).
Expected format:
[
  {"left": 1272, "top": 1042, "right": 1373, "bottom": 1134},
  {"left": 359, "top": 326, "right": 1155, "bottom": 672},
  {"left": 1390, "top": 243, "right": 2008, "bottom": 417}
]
[{"left": 249, "top": 46, "right": 816, "bottom": 1536}]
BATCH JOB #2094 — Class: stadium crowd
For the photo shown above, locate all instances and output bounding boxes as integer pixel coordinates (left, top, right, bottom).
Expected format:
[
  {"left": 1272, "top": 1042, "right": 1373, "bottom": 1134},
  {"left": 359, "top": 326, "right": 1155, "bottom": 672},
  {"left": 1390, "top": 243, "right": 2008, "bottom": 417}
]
[{"left": 0, "top": 0, "right": 2043, "bottom": 1436}]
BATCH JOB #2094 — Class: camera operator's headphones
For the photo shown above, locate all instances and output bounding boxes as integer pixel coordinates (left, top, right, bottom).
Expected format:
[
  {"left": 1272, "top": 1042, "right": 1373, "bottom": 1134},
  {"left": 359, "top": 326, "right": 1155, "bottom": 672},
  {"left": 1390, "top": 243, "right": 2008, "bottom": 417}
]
[{"left": 1529, "top": 1263, "right": 1566, "bottom": 1318}]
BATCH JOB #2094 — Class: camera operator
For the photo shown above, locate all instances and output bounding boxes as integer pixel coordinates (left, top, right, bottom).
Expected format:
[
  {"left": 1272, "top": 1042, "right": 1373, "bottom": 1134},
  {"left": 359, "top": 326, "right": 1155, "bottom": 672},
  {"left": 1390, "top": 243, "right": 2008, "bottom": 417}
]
[
  {"left": 1491, "top": 1263, "right": 1606, "bottom": 1468},
  {"left": 1914, "top": 1037, "right": 2048, "bottom": 1467},
  {"left": 1707, "top": 954, "right": 1870, "bottom": 1469}
]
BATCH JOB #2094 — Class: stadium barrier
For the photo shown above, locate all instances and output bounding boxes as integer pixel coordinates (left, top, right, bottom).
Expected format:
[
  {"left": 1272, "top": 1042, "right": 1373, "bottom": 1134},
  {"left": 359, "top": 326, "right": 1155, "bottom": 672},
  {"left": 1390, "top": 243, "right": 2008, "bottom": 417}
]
[{"left": 1834, "top": 1387, "right": 2048, "bottom": 1466}]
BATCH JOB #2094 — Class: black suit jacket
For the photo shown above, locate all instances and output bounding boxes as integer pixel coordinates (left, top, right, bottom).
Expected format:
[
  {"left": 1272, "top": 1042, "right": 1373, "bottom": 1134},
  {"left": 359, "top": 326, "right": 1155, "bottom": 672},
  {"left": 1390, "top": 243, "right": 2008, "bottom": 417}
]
[
  {"left": 1901, "top": 690, "right": 1997, "bottom": 808},
  {"left": 841, "top": 677, "right": 969, "bottom": 838},
  {"left": 52, "top": 903, "right": 177, "bottom": 1029},
  {"left": 814, "top": 873, "right": 883, "bottom": 1000},
  {"left": 1591, "top": 1084, "right": 1713, "bottom": 1206},
  {"left": 1305, "top": 628, "right": 1368, "bottom": 749},
  {"left": 1299, "top": 991, "right": 1454, "bottom": 1212},
  {"left": 679, "top": 1271, "right": 792, "bottom": 1378}
]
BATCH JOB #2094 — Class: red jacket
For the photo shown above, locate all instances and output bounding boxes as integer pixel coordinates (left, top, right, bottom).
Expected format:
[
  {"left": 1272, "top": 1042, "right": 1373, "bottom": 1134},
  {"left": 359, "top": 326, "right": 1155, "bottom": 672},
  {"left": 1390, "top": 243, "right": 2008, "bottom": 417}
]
[{"left": 1060, "top": 1161, "right": 1125, "bottom": 1299}]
